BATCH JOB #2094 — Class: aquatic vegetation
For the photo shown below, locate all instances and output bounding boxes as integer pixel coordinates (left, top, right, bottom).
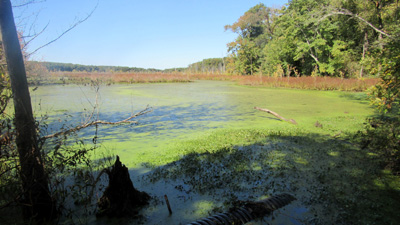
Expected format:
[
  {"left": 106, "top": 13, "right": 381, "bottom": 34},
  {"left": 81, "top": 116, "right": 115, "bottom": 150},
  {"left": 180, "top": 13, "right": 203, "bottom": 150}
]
[
  {"left": 25, "top": 81, "right": 398, "bottom": 224},
  {"left": 146, "top": 130, "right": 400, "bottom": 224}
]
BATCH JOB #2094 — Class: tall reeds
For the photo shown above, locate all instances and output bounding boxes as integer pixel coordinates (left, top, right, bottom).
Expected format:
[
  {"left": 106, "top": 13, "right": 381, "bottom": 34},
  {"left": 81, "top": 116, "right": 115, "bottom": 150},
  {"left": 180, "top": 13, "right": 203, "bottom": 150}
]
[{"left": 38, "top": 72, "right": 379, "bottom": 92}]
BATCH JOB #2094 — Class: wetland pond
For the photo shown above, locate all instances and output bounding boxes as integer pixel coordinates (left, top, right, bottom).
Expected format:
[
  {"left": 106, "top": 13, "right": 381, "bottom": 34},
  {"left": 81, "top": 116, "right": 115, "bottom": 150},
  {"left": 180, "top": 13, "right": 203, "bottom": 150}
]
[{"left": 31, "top": 80, "right": 396, "bottom": 224}]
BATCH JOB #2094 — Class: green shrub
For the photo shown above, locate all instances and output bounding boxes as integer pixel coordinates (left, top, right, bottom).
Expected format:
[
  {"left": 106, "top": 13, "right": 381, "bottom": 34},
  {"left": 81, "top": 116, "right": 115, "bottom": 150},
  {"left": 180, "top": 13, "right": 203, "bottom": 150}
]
[{"left": 358, "top": 114, "right": 400, "bottom": 173}]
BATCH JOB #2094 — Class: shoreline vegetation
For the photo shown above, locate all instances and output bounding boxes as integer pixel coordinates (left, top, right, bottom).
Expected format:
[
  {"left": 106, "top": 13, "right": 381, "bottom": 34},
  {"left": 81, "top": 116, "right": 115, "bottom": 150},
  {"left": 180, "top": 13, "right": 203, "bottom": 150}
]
[{"left": 28, "top": 71, "right": 379, "bottom": 92}]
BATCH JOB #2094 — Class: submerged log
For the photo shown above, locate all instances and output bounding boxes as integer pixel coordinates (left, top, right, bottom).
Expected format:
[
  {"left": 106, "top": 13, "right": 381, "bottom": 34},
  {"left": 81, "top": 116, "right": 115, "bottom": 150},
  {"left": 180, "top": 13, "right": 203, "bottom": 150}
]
[
  {"left": 97, "top": 156, "right": 150, "bottom": 217},
  {"left": 187, "top": 193, "right": 296, "bottom": 225},
  {"left": 254, "top": 106, "right": 297, "bottom": 125}
]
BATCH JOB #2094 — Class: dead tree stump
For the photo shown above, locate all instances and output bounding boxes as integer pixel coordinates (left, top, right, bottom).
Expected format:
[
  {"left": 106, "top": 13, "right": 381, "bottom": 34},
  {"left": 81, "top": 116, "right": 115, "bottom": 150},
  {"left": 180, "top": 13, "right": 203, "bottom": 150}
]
[{"left": 97, "top": 156, "right": 150, "bottom": 217}]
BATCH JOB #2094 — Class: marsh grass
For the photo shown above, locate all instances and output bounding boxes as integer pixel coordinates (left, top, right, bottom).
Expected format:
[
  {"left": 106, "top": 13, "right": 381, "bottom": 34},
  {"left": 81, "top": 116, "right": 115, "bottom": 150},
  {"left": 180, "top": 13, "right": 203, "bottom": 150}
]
[
  {"left": 237, "top": 76, "right": 380, "bottom": 91},
  {"left": 30, "top": 72, "right": 379, "bottom": 92},
  {"left": 32, "top": 72, "right": 192, "bottom": 85}
]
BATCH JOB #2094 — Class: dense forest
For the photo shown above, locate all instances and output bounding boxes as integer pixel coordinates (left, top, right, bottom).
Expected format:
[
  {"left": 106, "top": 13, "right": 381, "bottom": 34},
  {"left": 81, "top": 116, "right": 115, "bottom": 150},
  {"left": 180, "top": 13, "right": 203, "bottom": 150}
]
[{"left": 224, "top": 0, "right": 399, "bottom": 78}]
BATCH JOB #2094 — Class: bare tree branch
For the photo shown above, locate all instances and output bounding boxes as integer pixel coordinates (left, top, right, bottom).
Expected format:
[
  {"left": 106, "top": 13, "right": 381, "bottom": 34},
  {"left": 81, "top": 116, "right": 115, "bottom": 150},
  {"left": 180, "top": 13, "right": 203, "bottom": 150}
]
[
  {"left": 319, "top": 8, "right": 393, "bottom": 39},
  {"left": 12, "top": 0, "right": 46, "bottom": 8},
  {"left": 299, "top": 28, "right": 320, "bottom": 64},
  {"left": 41, "top": 106, "right": 153, "bottom": 140},
  {"left": 22, "top": 21, "right": 49, "bottom": 47},
  {"left": 79, "top": 83, "right": 100, "bottom": 125},
  {"left": 26, "top": 1, "right": 99, "bottom": 57}
]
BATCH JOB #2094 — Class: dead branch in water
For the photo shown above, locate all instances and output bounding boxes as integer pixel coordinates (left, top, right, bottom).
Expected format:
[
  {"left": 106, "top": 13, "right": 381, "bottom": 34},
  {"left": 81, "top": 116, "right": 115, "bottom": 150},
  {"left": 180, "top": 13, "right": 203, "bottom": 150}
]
[
  {"left": 254, "top": 106, "right": 297, "bottom": 125},
  {"left": 41, "top": 106, "right": 152, "bottom": 140}
]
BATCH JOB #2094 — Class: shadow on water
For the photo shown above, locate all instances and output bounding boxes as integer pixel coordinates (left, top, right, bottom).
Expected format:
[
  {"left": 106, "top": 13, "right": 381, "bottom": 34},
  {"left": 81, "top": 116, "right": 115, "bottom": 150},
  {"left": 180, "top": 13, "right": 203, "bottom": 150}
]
[
  {"left": 116, "top": 133, "right": 400, "bottom": 225},
  {"left": 338, "top": 92, "right": 370, "bottom": 105}
]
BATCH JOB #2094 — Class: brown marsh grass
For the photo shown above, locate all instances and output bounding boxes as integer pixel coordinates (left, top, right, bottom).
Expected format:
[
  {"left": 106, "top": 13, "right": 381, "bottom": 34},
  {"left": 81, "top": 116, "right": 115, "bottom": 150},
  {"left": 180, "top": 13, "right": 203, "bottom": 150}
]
[
  {"left": 237, "top": 76, "right": 380, "bottom": 92},
  {"left": 45, "top": 72, "right": 191, "bottom": 84},
  {"left": 42, "top": 72, "right": 379, "bottom": 92},
  {"left": 188, "top": 74, "right": 379, "bottom": 91}
]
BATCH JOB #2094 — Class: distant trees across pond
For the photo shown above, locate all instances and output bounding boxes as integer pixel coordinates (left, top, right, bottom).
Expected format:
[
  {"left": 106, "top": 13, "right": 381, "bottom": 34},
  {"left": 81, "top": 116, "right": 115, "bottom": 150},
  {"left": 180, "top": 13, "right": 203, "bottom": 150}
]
[
  {"left": 32, "top": 61, "right": 163, "bottom": 73},
  {"left": 28, "top": 59, "right": 226, "bottom": 75},
  {"left": 187, "top": 58, "right": 226, "bottom": 74}
]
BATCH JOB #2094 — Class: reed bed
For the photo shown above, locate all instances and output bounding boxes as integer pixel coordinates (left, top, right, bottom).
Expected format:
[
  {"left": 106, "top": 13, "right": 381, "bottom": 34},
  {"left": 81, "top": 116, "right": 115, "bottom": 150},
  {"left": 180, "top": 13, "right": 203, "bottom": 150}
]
[
  {"left": 43, "top": 72, "right": 192, "bottom": 84},
  {"left": 187, "top": 74, "right": 379, "bottom": 91},
  {"left": 238, "top": 76, "right": 380, "bottom": 92},
  {"left": 37, "top": 72, "right": 379, "bottom": 92}
]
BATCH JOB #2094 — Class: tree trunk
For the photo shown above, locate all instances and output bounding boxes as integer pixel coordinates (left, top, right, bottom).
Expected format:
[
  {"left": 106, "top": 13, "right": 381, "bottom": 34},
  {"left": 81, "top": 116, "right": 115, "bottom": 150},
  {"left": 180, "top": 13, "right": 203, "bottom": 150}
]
[
  {"left": 0, "top": 0, "right": 56, "bottom": 221},
  {"left": 360, "top": 30, "right": 369, "bottom": 78},
  {"left": 97, "top": 156, "right": 150, "bottom": 217},
  {"left": 375, "top": 1, "right": 384, "bottom": 50}
]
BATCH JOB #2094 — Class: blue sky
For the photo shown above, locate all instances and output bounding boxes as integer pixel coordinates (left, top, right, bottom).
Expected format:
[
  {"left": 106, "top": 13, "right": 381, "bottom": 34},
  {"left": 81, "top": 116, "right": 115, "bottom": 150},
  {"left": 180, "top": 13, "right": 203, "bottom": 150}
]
[{"left": 13, "top": 0, "right": 288, "bottom": 69}]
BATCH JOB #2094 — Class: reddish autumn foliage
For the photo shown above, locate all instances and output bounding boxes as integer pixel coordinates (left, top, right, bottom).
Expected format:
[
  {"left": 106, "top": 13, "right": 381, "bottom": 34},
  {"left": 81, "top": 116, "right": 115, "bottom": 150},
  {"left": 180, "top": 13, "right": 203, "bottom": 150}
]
[{"left": 237, "top": 76, "right": 380, "bottom": 92}]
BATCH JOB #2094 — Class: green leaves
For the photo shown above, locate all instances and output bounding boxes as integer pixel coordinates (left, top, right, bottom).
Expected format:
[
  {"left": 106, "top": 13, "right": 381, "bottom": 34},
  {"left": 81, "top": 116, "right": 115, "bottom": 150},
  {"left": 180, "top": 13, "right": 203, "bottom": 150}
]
[
  {"left": 369, "top": 53, "right": 400, "bottom": 113},
  {"left": 225, "top": 0, "right": 400, "bottom": 78},
  {"left": 225, "top": 3, "right": 276, "bottom": 75}
]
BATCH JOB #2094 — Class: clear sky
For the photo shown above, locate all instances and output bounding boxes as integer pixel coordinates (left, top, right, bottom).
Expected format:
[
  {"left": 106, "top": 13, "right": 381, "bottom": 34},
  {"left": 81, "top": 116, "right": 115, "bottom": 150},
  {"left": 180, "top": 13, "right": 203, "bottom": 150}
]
[{"left": 13, "top": 0, "right": 288, "bottom": 70}]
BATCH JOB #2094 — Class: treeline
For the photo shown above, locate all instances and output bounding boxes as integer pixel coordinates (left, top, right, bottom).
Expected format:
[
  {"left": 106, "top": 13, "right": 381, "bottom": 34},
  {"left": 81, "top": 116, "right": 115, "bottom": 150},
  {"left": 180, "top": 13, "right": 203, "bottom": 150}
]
[
  {"left": 29, "top": 60, "right": 227, "bottom": 74},
  {"left": 224, "top": 0, "right": 400, "bottom": 77},
  {"left": 31, "top": 61, "right": 207, "bottom": 74},
  {"left": 187, "top": 58, "right": 226, "bottom": 74},
  {"left": 163, "top": 67, "right": 186, "bottom": 73},
  {"left": 33, "top": 61, "right": 162, "bottom": 73}
]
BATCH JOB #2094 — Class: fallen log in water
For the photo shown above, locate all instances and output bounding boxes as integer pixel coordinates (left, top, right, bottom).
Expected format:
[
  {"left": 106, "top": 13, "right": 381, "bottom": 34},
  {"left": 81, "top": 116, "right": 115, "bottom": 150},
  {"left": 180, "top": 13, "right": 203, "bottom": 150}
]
[
  {"left": 187, "top": 193, "right": 296, "bottom": 225},
  {"left": 254, "top": 107, "right": 297, "bottom": 125}
]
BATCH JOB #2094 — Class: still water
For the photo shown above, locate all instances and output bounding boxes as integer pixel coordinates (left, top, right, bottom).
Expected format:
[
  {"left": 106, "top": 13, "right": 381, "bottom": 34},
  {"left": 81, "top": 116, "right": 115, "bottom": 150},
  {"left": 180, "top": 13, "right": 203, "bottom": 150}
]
[
  {"left": 32, "top": 80, "right": 370, "bottom": 165},
  {"left": 30, "top": 81, "right": 372, "bottom": 224}
]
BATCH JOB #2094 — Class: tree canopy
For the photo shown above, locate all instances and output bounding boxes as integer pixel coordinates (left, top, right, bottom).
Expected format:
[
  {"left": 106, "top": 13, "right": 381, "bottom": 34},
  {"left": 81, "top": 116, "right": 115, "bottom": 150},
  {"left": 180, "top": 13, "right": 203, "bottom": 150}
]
[{"left": 225, "top": 0, "right": 400, "bottom": 78}]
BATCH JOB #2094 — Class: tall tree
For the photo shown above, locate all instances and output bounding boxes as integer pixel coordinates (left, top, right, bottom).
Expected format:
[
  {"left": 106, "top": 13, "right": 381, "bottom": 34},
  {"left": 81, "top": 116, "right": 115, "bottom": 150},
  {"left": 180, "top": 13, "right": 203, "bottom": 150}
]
[
  {"left": 225, "top": 3, "right": 276, "bottom": 75},
  {"left": 0, "top": 0, "right": 56, "bottom": 221},
  {"left": 226, "top": 0, "right": 399, "bottom": 77}
]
